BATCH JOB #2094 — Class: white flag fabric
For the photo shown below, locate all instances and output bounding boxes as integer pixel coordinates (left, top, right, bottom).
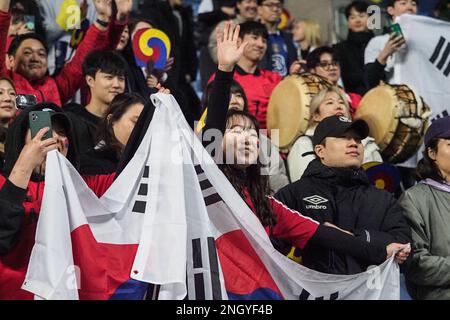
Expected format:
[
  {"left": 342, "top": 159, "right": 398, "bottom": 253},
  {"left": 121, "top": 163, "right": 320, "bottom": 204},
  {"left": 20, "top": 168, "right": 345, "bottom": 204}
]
[
  {"left": 198, "top": 0, "right": 213, "bottom": 14},
  {"left": 23, "top": 93, "right": 400, "bottom": 300},
  {"left": 395, "top": 14, "right": 450, "bottom": 121}
]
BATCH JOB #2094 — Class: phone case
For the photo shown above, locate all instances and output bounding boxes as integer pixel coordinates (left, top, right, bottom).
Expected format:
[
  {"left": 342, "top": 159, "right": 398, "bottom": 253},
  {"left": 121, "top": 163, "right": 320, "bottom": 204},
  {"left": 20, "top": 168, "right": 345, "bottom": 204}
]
[
  {"left": 29, "top": 111, "right": 53, "bottom": 140},
  {"left": 390, "top": 23, "right": 404, "bottom": 38}
]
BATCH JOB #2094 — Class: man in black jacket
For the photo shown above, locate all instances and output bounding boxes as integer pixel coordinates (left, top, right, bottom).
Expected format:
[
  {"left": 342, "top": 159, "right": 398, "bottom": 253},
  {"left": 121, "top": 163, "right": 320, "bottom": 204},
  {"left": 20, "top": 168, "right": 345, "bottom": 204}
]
[
  {"left": 334, "top": 1, "right": 374, "bottom": 95},
  {"left": 63, "top": 50, "right": 127, "bottom": 158},
  {"left": 275, "top": 115, "right": 411, "bottom": 275}
]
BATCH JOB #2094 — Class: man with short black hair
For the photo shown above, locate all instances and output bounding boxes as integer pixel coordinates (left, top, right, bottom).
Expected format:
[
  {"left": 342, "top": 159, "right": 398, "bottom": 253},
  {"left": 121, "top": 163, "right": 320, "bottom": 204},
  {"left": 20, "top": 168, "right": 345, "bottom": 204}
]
[
  {"left": 257, "top": 0, "right": 297, "bottom": 76},
  {"left": 64, "top": 50, "right": 127, "bottom": 157},
  {"left": 275, "top": 115, "right": 411, "bottom": 275},
  {"left": 0, "top": 0, "right": 131, "bottom": 106}
]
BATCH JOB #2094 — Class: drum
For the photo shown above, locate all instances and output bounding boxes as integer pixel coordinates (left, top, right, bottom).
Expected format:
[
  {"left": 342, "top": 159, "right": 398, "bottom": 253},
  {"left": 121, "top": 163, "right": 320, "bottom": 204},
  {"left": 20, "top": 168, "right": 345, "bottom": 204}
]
[
  {"left": 355, "top": 84, "right": 432, "bottom": 164},
  {"left": 267, "top": 73, "right": 330, "bottom": 152}
]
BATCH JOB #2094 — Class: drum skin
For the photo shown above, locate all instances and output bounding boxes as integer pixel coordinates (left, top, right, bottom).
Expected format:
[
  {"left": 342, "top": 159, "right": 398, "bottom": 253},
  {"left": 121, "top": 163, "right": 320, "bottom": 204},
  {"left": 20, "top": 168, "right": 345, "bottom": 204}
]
[
  {"left": 355, "top": 84, "right": 431, "bottom": 164},
  {"left": 267, "top": 73, "right": 329, "bottom": 152},
  {"left": 355, "top": 85, "right": 398, "bottom": 151}
]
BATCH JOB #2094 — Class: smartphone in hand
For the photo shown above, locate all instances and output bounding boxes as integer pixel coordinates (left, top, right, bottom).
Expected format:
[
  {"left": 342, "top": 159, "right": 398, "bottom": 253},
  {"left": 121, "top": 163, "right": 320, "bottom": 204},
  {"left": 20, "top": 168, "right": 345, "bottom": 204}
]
[
  {"left": 29, "top": 111, "right": 52, "bottom": 140},
  {"left": 390, "top": 23, "right": 404, "bottom": 39}
]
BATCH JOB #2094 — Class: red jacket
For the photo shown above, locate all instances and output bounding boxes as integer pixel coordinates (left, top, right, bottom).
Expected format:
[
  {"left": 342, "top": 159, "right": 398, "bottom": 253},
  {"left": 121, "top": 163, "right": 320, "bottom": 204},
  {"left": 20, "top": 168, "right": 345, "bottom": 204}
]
[
  {"left": 0, "top": 173, "right": 115, "bottom": 299},
  {"left": 0, "top": 10, "right": 126, "bottom": 106},
  {"left": 210, "top": 65, "right": 282, "bottom": 129},
  {"left": 243, "top": 189, "right": 319, "bottom": 250}
]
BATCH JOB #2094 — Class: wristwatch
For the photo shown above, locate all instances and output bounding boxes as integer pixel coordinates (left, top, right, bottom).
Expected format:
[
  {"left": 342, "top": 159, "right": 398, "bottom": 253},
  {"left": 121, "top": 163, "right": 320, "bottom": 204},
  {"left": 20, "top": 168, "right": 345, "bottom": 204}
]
[{"left": 96, "top": 18, "right": 109, "bottom": 28}]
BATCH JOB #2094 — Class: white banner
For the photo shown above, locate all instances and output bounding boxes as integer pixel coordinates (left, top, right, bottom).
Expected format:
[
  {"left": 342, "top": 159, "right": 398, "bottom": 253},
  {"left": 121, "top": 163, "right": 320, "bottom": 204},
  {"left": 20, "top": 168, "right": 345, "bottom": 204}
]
[{"left": 396, "top": 14, "right": 450, "bottom": 121}]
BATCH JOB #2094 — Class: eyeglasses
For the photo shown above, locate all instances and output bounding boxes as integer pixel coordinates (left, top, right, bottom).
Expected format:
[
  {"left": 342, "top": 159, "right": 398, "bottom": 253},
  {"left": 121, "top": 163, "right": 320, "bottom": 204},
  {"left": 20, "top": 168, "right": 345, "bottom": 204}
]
[
  {"left": 316, "top": 61, "right": 340, "bottom": 70},
  {"left": 262, "top": 2, "right": 282, "bottom": 10}
]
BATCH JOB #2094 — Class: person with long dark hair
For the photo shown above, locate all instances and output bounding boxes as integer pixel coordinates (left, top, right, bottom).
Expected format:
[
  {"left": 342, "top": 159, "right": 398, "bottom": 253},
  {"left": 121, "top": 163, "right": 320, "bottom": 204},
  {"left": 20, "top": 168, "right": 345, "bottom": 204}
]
[
  {"left": 219, "top": 108, "right": 409, "bottom": 267},
  {"left": 79, "top": 92, "right": 146, "bottom": 178},
  {"left": 198, "top": 78, "right": 289, "bottom": 194},
  {"left": 200, "top": 22, "right": 409, "bottom": 268},
  {"left": 0, "top": 76, "right": 17, "bottom": 171},
  {"left": 399, "top": 116, "right": 450, "bottom": 300},
  {"left": 0, "top": 103, "right": 79, "bottom": 298}
]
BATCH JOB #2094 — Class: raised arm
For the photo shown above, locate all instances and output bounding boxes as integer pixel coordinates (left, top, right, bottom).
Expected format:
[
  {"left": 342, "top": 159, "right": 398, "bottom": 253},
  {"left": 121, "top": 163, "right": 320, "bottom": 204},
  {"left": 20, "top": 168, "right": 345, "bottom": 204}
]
[
  {"left": 203, "top": 22, "right": 248, "bottom": 137},
  {"left": 0, "top": 0, "right": 10, "bottom": 12},
  {"left": 0, "top": 0, "right": 11, "bottom": 76},
  {"left": 0, "top": 127, "right": 59, "bottom": 255}
]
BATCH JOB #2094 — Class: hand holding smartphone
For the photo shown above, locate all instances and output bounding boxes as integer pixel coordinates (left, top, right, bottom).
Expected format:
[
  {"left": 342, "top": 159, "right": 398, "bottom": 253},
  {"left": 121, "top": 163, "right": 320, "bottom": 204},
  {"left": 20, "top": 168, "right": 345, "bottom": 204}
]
[
  {"left": 390, "top": 23, "right": 405, "bottom": 41},
  {"left": 29, "top": 111, "right": 52, "bottom": 140}
]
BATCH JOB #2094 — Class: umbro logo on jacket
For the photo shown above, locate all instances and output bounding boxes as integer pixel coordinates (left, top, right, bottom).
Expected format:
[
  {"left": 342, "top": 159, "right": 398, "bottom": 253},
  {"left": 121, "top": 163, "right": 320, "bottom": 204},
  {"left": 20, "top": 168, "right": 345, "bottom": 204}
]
[{"left": 303, "top": 195, "right": 329, "bottom": 209}]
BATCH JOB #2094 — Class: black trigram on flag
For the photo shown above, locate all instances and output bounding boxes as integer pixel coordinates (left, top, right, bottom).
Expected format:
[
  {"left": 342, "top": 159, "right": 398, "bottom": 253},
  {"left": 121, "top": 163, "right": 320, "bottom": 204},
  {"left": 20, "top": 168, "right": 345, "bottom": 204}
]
[
  {"left": 195, "top": 165, "right": 222, "bottom": 207},
  {"left": 132, "top": 165, "right": 150, "bottom": 214},
  {"left": 298, "top": 289, "right": 339, "bottom": 300},
  {"left": 430, "top": 36, "right": 450, "bottom": 77},
  {"left": 189, "top": 237, "right": 223, "bottom": 300},
  {"left": 432, "top": 110, "right": 449, "bottom": 122},
  {"left": 186, "top": 165, "right": 224, "bottom": 300}
]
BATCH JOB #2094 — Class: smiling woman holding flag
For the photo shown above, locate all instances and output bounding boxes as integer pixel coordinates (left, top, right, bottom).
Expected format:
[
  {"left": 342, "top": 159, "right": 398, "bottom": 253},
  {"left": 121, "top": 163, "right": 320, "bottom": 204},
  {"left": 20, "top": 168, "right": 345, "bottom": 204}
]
[
  {"left": 219, "top": 109, "right": 409, "bottom": 268},
  {"left": 0, "top": 20, "right": 239, "bottom": 300},
  {"left": 206, "top": 22, "right": 410, "bottom": 270}
]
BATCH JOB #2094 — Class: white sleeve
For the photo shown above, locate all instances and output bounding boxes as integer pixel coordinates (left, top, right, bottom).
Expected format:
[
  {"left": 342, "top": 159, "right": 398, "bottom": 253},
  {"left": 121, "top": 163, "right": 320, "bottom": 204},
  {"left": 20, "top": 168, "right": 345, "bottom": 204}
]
[
  {"left": 362, "top": 137, "right": 383, "bottom": 163},
  {"left": 287, "top": 137, "right": 315, "bottom": 182},
  {"left": 198, "top": 0, "right": 214, "bottom": 14},
  {"left": 364, "top": 36, "right": 382, "bottom": 65},
  {"left": 267, "top": 143, "right": 289, "bottom": 194}
]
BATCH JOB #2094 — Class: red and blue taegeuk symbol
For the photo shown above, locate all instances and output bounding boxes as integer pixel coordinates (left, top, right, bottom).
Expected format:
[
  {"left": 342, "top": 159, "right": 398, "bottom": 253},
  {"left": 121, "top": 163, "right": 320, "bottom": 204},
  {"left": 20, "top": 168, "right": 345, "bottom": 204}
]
[
  {"left": 362, "top": 162, "right": 401, "bottom": 193},
  {"left": 132, "top": 28, "right": 171, "bottom": 69}
]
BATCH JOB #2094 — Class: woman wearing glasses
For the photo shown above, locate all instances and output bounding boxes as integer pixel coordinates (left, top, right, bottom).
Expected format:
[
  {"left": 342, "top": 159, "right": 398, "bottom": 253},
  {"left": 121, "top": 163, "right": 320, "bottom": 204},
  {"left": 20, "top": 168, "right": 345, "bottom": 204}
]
[{"left": 306, "top": 46, "right": 362, "bottom": 115}]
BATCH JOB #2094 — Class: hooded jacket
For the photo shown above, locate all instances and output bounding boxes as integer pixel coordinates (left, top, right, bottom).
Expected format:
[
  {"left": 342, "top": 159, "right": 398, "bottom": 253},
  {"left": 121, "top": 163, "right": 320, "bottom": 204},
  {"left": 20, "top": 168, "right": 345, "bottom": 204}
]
[
  {"left": 241, "top": 189, "right": 387, "bottom": 265},
  {"left": 63, "top": 102, "right": 102, "bottom": 159},
  {"left": 275, "top": 159, "right": 411, "bottom": 275},
  {"left": 0, "top": 104, "right": 116, "bottom": 299},
  {"left": 0, "top": 103, "right": 79, "bottom": 299}
]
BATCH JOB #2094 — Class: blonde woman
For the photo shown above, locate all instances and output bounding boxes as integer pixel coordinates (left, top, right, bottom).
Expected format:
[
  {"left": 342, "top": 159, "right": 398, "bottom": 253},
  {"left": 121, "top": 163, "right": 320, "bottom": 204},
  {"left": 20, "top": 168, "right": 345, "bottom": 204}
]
[
  {"left": 291, "top": 19, "right": 322, "bottom": 60},
  {"left": 287, "top": 86, "right": 381, "bottom": 182}
]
